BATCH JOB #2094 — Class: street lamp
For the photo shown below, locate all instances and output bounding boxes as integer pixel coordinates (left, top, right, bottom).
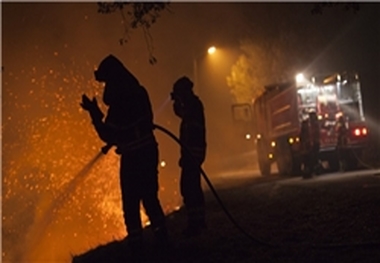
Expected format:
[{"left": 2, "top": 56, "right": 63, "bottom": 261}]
[
  {"left": 193, "top": 46, "right": 216, "bottom": 96},
  {"left": 208, "top": 46, "right": 216, "bottom": 55}
]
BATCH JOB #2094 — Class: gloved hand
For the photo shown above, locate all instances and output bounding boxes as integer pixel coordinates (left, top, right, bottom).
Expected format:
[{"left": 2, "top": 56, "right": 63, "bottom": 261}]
[{"left": 80, "top": 94, "right": 104, "bottom": 124}]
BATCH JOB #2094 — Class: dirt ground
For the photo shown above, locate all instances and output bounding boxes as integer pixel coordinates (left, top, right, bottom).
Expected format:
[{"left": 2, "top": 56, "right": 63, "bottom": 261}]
[{"left": 73, "top": 168, "right": 380, "bottom": 263}]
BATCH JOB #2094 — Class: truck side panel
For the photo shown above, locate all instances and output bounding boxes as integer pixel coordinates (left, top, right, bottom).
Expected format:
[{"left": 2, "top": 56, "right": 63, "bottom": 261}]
[{"left": 268, "top": 85, "right": 300, "bottom": 139}]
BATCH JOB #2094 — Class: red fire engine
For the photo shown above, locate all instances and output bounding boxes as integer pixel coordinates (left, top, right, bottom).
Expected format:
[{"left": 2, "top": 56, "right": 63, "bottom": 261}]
[{"left": 233, "top": 71, "right": 369, "bottom": 176}]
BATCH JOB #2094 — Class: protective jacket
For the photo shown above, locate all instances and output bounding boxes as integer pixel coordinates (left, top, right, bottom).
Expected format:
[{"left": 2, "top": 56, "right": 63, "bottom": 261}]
[
  {"left": 178, "top": 94, "right": 206, "bottom": 166},
  {"left": 336, "top": 117, "right": 348, "bottom": 147},
  {"left": 300, "top": 119, "right": 311, "bottom": 153},
  {"left": 91, "top": 55, "right": 156, "bottom": 153}
]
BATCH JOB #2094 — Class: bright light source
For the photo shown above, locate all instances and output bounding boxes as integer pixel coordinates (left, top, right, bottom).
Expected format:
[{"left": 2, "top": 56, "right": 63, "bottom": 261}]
[
  {"left": 256, "top": 134, "right": 262, "bottom": 139},
  {"left": 296, "top": 73, "right": 305, "bottom": 83},
  {"left": 354, "top": 128, "right": 361, "bottom": 136},
  {"left": 271, "top": 141, "right": 276, "bottom": 147},
  {"left": 160, "top": 160, "right": 166, "bottom": 168},
  {"left": 208, "top": 46, "right": 216, "bottom": 54},
  {"left": 245, "top": 133, "right": 251, "bottom": 140},
  {"left": 288, "top": 138, "right": 294, "bottom": 144},
  {"left": 268, "top": 153, "right": 273, "bottom": 159},
  {"left": 362, "top": 128, "right": 368, "bottom": 135}
]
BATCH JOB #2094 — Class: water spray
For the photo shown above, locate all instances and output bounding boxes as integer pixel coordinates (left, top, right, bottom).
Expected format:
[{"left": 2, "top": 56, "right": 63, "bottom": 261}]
[
  {"left": 24, "top": 99, "right": 166, "bottom": 256},
  {"left": 154, "top": 95, "right": 171, "bottom": 117},
  {"left": 24, "top": 150, "right": 107, "bottom": 260}
]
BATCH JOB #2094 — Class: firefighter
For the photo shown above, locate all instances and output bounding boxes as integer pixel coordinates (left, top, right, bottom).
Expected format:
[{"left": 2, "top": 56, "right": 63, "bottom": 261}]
[
  {"left": 80, "top": 55, "right": 168, "bottom": 260},
  {"left": 171, "top": 76, "right": 207, "bottom": 237},
  {"left": 336, "top": 115, "right": 348, "bottom": 171},
  {"left": 309, "top": 111, "right": 321, "bottom": 175},
  {"left": 300, "top": 119, "right": 312, "bottom": 178}
]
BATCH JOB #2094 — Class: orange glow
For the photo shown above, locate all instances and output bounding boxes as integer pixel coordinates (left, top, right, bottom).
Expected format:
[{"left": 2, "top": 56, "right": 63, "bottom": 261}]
[{"left": 2, "top": 46, "right": 182, "bottom": 263}]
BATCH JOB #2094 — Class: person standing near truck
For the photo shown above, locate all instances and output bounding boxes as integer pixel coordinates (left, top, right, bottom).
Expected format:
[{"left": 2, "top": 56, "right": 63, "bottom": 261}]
[
  {"left": 309, "top": 111, "right": 321, "bottom": 175},
  {"left": 336, "top": 115, "right": 348, "bottom": 171},
  {"left": 300, "top": 119, "right": 312, "bottom": 178}
]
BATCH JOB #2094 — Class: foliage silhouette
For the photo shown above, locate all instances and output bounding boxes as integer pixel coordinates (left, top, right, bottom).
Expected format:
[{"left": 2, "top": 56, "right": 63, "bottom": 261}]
[{"left": 97, "top": 2, "right": 170, "bottom": 65}]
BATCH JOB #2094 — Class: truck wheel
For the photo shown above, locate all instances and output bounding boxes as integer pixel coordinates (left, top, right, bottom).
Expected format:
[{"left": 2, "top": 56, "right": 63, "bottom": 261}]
[
  {"left": 328, "top": 154, "right": 340, "bottom": 172},
  {"left": 292, "top": 154, "right": 302, "bottom": 175},
  {"left": 277, "top": 148, "right": 294, "bottom": 176},
  {"left": 257, "top": 143, "right": 271, "bottom": 176},
  {"left": 258, "top": 153, "right": 271, "bottom": 176}
]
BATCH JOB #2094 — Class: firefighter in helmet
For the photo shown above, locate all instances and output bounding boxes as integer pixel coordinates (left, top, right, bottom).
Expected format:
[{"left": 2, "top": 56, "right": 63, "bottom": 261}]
[
  {"left": 336, "top": 115, "right": 348, "bottom": 171},
  {"left": 300, "top": 119, "right": 312, "bottom": 178},
  {"left": 308, "top": 111, "right": 321, "bottom": 175},
  {"left": 80, "top": 55, "right": 168, "bottom": 259},
  {"left": 171, "top": 76, "right": 207, "bottom": 237}
]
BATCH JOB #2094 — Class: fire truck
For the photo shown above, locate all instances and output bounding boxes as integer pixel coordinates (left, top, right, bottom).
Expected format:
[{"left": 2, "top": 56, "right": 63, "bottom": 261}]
[{"left": 233, "top": 71, "right": 369, "bottom": 176}]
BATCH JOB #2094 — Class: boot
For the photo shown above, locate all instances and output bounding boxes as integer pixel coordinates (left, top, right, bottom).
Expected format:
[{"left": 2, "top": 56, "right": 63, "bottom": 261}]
[
  {"left": 153, "top": 226, "right": 169, "bottom": 244},
  {"left": 127, "top": 233, "right": 145, "bottom": 262},
  {"left": 153, "top": 226, "right": 173, "bottom": 262},
  {"left": 182, "top": 220, "right": 207, "bottom": 238}
]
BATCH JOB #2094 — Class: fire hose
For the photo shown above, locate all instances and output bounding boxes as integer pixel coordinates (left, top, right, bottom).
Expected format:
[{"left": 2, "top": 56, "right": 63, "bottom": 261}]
[
  {"left": 152, "top": 124, "right": 380, "bottom": 250},
  {"left": 152, "top": 124, "right": 276, "bottom": 247},
  {"left": 76, "top": 123, "right": 379, "bottom": 250},
  {"left": 87, "top": 124, "right": 276, "bottom": 247}
]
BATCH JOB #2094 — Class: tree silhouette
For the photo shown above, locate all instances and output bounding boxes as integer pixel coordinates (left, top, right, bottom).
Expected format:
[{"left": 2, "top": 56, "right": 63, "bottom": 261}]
[
  {"left": 227, "top": 34, "right": 316, "bottom": 104},
  {"left": 310, "top": 3, "right": 360, "bottom": 15},
  {"left": 97, "top": 2, "right": 170, "bottom": 64},
  {"left": 227, "top": 3, "right": 361, "bottom": 104}
]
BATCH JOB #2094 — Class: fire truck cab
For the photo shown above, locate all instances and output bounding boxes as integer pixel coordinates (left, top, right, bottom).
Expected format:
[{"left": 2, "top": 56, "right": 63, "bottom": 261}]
[{"left": 247, "top": 71, "right": 368, "bottom": 176}]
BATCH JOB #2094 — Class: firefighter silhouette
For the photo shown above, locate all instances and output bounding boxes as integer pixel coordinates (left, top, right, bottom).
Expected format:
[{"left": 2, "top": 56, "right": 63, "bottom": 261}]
[
  {"left": 171, "top": 76, "right": 207, "bottom": 237},
  {"left": 309, "top": 111, "right": 321, "bottom": 174},
  {"left": 336, "top": 115, "right": 348, "bottom": 171},
  {"left": 300, "top": 119, "right": 312, "bottom": 177},
  {"left": 80, "top": 55, "right": 168, "bottom": 259}
]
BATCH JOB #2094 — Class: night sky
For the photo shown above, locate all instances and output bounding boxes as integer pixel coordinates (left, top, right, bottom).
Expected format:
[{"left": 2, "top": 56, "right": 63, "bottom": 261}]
[{"left": 2, "top": 3, "right": 379, "bottom": 262}]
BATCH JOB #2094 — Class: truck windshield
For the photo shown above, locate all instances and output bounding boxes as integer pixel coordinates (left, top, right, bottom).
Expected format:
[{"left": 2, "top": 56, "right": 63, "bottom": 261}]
[
  {"left": 297, "top": 84, "right": 319, "bottom": 120},
  {"left": 297, "top": 79, "right": 364, "bottom": 123},
  {"left": 336, "top": 81, "right": 364, "bottom": 122}
]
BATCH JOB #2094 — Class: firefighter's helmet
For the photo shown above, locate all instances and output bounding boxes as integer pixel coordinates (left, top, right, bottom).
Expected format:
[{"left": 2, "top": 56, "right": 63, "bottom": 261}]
[{"left": 171, "top": 76, "right": 193, "bottom": 100}]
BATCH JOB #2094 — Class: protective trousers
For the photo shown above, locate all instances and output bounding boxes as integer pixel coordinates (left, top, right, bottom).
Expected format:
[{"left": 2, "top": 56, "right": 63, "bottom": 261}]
[
  {"left": 180, "top": 157, "right": 206, "bottom": 228},
  {"left": 119, "top": 143, "right": 167, "bottom": 245}
]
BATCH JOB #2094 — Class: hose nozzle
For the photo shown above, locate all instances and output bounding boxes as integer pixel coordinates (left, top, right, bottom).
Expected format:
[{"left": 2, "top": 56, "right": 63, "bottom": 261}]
[{"left": 101, "top": 144, "right": 113, "bottom": 154}]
